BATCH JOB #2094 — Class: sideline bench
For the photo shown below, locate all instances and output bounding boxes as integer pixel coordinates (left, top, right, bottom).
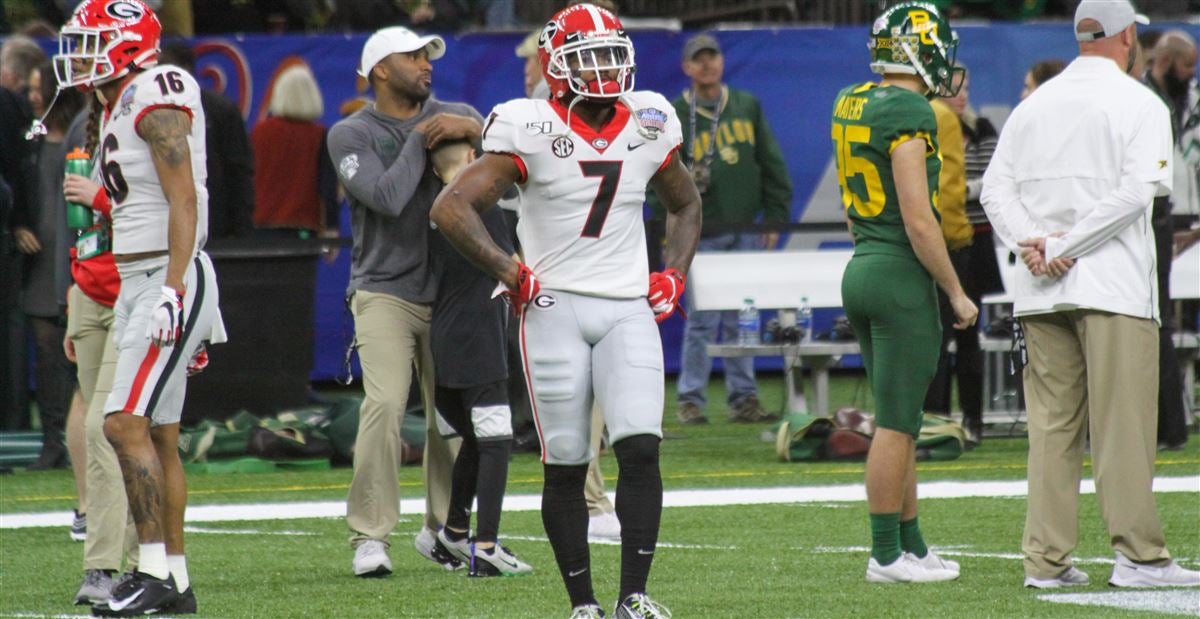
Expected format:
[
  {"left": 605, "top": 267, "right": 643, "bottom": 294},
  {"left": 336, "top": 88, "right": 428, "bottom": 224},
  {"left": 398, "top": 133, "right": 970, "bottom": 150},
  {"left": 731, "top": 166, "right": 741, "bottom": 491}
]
[{"left": 691, "top": 246, "right": 1200, "bottom": 419}]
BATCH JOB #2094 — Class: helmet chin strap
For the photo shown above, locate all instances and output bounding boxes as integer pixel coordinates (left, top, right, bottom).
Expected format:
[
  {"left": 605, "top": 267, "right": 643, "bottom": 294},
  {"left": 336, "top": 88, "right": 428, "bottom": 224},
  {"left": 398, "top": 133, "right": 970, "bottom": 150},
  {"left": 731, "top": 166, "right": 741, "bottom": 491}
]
[{"left": 24, "top": 88, "right": 64, "bottom": 141}]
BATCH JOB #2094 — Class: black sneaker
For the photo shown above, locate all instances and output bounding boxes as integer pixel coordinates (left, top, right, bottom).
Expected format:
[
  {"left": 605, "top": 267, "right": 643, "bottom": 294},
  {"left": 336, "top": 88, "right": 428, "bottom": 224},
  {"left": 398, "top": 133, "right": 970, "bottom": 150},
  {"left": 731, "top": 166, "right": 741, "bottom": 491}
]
[
  {"left": 163, "top": 587, "right": 196, "bottom": 614},
  {"left": 91, "top": 571, "right": 178, "bottom": 616}
]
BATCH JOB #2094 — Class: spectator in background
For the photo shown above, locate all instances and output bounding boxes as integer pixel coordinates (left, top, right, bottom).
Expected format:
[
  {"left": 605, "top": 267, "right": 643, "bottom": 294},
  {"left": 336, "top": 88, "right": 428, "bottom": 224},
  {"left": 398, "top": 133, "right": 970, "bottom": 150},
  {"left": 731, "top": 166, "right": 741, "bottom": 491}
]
[
  {"left": 0, "top": 34, "right": 46, "bottom": 94},
  {"left": 939, "top": 64, "right": 1004, "bottom": 446},
  {"left": 923, "top": 68, "right": 979, "bottom": 444},
  {"left": 0, "top": 42, "right": 36, "bottom": 431},
  {"left": 1141, "top": 30, "right": 1196, "bottom": 451},
  {"left": 159, "top": 42, "right": 255, "bottom": 240},
  {"left": 251, "top": 63, "right": 338, "bottom": 245},
  {"left": 328, "top": 25, "right": 483, "bottom": 578},
  {"left": 17, "top": 59, "right": 84, "bottom": 470},
  {"left": 665, "top": 33, "right": 793, "bottom": 426},
  {"left": 1020, "top": 59, "right": 1066, "bottom": 100},
  {"left": 982, "top": 1, "right": 1198, "bottom": 588}
]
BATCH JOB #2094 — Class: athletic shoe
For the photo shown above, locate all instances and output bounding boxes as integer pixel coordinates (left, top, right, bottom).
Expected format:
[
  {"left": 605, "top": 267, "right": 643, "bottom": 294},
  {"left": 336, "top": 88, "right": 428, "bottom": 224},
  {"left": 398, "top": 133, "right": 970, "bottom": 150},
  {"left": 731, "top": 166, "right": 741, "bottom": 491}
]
[
  {"left": 1024, "top": 566, "right": 1090, "bottom": 589},
  {"left": 614, "top": 593, "right": 671, "bottom": 618},
  {"left": 588, "top": 511, "right": 622, "bottom": 541},
  {"left": 71, "top": 509, "right": 87, "bottom": 542},
  {"left": 905, "top": 550, "right": 960, "bottom": 578},
  {"left": 91, "top": 571, "right": 178, "bottom": 616},
  {"left": 352, "top": 539, "right": 392, "bottom": 577},
  {"left": 866, "top": 556, "right": 917, "bottom": 583},
  {"left": 436, "top": 528, "right": 473, "bottom": 564},
  {"left": 569, "top": 604, "right": 606, "bottom": 619},
  {"left": 470, "top": 543, "right": 533, "bottom": 577},
  {"left": 414, "top": 527, "right": 465, "bottom": 571},
  {"left": 729, "top": 396, "right": 779, "bottom": 423},
  {"left": 74, "top": 570, "right": 115, "bottom": 605},
  {"left": 162, "top": 587, "right": 196, "bottom": 614},
  {"left": 676, "top": 402, "right": 708, "bottom": 425},
  {"left": 1109, "top": 552, "right": 1200, "bottom": 587}
]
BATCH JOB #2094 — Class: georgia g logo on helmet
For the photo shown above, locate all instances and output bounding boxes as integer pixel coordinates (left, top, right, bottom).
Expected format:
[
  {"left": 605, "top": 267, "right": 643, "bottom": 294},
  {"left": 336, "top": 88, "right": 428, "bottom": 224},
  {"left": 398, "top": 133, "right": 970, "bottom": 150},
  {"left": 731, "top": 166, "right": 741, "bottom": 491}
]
[{"left": 105, "top": 0, "right": 145, "bottom": 21}]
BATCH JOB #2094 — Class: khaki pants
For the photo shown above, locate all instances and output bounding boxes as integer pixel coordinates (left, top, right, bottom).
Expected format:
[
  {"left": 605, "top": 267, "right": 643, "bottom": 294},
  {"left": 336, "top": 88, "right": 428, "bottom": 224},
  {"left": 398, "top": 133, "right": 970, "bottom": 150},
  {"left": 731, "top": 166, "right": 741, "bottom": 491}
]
[
  {"left": 66, "top": 286, "right": 137, "bottom": 571},
  {"left": 585, "top": 403, "right": 613, "bottom": 515},
  {"left": 1021, "top": 310, "right": 1170, "bottom": 579},
  {"left": 347, "top": 290, "right": 449, "bottom": 544}
]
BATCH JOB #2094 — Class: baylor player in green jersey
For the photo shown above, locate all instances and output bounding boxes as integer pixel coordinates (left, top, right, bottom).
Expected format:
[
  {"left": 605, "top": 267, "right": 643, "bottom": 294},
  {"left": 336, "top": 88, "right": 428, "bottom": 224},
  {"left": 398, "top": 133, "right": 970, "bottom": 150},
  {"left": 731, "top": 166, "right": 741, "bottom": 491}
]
[{"left": 833, "top": 1, "right": 977, "bottom": 585}]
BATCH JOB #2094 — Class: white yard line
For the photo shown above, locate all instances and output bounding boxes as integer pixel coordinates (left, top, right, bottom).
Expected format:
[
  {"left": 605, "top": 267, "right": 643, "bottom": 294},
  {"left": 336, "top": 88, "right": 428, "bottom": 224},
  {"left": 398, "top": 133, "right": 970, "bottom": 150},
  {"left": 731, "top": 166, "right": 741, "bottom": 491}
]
[
  {"left": 2, "top": 476, "right": 1196, "bottom": 530},
  {"left": 1039, "top": 590, "right": 1200, "bottom": 617}
]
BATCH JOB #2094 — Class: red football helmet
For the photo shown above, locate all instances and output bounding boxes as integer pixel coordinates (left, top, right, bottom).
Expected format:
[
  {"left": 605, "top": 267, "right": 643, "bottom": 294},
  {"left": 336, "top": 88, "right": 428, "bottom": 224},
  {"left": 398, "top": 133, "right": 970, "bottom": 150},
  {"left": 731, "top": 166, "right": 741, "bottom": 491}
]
[
  {"left": 537, "top": 3, "right": 636, "bottom": 101},
  {"left": 54, "top": 0, "right": 161, "bottom": 90}
]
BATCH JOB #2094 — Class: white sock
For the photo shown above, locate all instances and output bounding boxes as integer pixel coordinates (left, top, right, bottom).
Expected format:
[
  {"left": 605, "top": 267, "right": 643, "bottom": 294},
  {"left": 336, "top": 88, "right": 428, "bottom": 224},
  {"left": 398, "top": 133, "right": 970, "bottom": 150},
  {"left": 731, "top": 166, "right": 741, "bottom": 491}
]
[
  {"left": 168, "top": 554, "right": 189, "bottom": 592},
  {"left": 138, "top": 543, "right": 169, "bottom": 580}
]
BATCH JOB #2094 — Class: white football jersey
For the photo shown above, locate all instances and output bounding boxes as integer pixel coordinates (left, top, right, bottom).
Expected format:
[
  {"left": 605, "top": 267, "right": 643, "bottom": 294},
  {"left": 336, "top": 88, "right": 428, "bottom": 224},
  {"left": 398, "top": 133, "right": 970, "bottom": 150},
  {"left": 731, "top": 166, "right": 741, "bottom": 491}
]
[
  {"left": 100, "top": 64, "right": 208, "bottom": 255},
  {"left": 482, "top": 92, "right": 682, "bottom": 299}
]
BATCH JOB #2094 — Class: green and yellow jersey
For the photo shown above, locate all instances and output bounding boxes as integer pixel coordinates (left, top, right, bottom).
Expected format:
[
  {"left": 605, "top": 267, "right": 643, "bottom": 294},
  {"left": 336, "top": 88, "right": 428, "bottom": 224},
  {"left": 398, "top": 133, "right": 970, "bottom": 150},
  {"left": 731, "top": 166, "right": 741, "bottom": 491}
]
[{"left": 830, "top": 82, "right": 941, "bottom": 257}]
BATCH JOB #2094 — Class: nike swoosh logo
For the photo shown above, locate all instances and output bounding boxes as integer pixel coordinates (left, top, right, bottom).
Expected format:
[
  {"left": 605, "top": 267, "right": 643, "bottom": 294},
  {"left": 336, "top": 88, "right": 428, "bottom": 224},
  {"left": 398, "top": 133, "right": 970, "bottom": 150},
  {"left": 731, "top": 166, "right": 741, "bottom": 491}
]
[
  {"left": 568, "top": 567, "right": 588, "bottom": 577},
  {"left": 107, "top": 588, "right": 144, "bottom": 611},
  {"left": 637, "top": 548, "right": 655, "bottom": 555},
  {"left": 627, "top": 142, "right": 645, "bottom": 151}
]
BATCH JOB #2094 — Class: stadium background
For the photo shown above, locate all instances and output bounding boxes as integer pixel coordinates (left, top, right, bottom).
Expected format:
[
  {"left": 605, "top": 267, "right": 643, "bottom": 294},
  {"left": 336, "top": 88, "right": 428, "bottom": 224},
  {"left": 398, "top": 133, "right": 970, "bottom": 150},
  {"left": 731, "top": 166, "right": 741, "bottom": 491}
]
[{"left": 11, "top": 6, "right": 1200, "bottom": 382}]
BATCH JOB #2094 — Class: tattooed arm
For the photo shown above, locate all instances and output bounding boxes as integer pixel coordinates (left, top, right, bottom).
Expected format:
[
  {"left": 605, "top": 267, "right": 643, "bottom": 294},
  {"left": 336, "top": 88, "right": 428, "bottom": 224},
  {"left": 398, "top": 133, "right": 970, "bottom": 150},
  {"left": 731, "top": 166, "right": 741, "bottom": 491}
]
[
  {"left": 430, "top": 153, "right": 522, "bottom": 288},
  {"left": 649, "top": 154, "right": 702, "bottom": 276},
  {"left": 138, "top": 107, "right": 197, "bottom": 292}
]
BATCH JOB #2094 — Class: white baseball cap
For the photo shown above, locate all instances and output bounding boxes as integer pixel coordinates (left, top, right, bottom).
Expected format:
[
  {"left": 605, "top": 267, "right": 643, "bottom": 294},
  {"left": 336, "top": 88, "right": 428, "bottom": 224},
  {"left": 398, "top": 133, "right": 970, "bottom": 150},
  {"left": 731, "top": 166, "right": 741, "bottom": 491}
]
[
  {"left": 1074, "top": 0, "right": 1149, "bottom": 42},
  {"left": 357, "top": 26, "right": 446, "bottom": 78}
]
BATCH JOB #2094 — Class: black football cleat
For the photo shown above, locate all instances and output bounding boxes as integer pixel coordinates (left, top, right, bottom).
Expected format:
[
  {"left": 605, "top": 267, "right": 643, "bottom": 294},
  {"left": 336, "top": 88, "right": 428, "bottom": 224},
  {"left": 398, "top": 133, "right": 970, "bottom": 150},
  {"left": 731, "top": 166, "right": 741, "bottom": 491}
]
[{"left": 91, "top": 571, "right": 178, "bottom": 616}]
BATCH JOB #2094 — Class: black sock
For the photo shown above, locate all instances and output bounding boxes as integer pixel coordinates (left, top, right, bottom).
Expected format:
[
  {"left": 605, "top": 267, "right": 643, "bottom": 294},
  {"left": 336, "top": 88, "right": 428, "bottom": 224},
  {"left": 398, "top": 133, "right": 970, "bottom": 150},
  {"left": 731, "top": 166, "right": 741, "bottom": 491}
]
[
  {"left": 473, "top": 438, "right": 512, "bottom": 543},
  {"left": 542, "top": 463, "right": 593, "bottom": 608},
  {"left": 613, "top": 434, "right": 663, "bottom": 601},
  {"left": 447, "top": 434, "right": 479, "bottom": 534}
]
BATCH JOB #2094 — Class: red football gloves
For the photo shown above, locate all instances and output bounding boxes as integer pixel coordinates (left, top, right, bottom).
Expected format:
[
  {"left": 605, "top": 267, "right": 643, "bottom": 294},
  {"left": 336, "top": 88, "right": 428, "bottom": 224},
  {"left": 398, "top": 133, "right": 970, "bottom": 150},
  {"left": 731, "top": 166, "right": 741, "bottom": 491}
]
[
  {"left": 647, "top": 268, "right": 686, "bottom": 323},
  {"left": 504, "top": 262, "right": 540, "bottom": 315}
]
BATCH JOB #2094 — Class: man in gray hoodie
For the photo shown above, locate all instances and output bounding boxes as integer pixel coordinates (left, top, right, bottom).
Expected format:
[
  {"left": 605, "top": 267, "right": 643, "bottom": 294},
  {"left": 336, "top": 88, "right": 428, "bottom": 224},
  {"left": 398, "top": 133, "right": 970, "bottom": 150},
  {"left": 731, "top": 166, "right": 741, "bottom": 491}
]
[{"left": 327, "top": 25, "right": 483, "bottom": 578}]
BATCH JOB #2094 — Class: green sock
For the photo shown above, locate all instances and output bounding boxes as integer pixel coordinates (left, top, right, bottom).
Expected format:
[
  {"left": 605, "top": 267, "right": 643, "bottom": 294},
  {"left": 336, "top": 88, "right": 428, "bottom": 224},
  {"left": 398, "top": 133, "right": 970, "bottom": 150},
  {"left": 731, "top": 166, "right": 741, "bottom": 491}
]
[
  {"left": 900, "top": 516, "right": 928, "bottom": 558},
  {"left": 869, "top": 513, "right": 902, "bottom": 565}
]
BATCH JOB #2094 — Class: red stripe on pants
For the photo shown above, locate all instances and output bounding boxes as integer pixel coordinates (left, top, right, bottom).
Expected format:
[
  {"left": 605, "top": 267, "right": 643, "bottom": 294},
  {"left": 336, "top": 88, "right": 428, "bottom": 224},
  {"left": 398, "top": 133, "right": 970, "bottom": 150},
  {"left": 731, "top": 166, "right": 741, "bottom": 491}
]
[{"left": 121, "top": 344, "right": 161, "bottom": 413}]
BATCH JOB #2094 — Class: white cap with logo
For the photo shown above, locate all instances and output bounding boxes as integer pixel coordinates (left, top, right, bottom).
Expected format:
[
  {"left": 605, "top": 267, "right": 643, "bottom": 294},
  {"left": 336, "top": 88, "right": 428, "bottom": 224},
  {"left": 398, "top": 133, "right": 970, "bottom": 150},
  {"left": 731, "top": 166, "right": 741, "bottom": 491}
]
[
  {"left": 358, "top": 26, "right": 446, "bottom": 78},
  {"left": 1074, "top": 0, "right": 1150, "bottom": 42}
]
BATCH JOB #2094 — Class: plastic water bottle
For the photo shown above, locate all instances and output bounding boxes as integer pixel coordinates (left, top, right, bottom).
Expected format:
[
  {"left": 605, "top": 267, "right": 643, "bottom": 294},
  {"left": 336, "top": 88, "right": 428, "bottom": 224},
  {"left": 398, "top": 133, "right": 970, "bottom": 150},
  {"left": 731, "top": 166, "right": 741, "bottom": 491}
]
[
  {"left": 798, "top": 296, "right": 813, "bottom": 343},
  {"left": 738, "top": 298, "right": 760, "bottom": 346},
  {"left": 64, "top": 148, "right": 93, "bottom": 230}
]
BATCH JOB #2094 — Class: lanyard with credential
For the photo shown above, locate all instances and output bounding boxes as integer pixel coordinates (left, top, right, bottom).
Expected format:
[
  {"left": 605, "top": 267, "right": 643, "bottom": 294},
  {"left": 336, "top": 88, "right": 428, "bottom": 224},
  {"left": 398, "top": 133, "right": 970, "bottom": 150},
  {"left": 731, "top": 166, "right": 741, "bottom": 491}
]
[{"left": 687, "top": 89, "right": 723, "bottom": 194}]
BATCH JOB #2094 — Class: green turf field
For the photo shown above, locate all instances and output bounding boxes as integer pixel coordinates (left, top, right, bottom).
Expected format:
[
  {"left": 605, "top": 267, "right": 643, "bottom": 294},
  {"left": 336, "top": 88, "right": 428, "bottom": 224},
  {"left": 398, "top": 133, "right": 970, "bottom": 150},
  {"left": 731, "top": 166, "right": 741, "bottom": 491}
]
[{"left": 2, "top": 375, "right": 1198, "bottom": 617}]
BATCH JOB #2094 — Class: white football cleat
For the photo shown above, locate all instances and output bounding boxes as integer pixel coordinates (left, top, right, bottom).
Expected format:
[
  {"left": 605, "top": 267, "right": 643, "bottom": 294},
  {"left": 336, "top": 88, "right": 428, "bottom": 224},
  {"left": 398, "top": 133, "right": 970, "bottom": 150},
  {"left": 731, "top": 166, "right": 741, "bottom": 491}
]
[
  {"left": 436, "top": 528, "right": 473, "bottom": 564},
  {"left": 866, "top": 556, "right": 916, "bottom": 583},
  {"left": 414, "top": 527, "right": 465, "bottom": 571},
  {"left": 470, "top": 543, "right": 534, "bottom": 577},
  {"left": 905, "top": 550, "right": 960, "bottom": 580}
]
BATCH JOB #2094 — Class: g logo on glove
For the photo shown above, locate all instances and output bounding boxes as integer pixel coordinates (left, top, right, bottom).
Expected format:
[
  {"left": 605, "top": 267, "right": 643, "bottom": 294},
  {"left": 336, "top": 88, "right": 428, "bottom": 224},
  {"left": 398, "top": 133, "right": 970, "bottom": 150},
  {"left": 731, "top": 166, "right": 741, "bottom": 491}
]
[
  {"left": 647, "top": 268, "right": 685, "bottom": 323},
  {"left": 146, "top": 286, "right": 184, "bottom": 348},
  {"left": 504, "top": 263, "right": 540, "bottom": 316}
]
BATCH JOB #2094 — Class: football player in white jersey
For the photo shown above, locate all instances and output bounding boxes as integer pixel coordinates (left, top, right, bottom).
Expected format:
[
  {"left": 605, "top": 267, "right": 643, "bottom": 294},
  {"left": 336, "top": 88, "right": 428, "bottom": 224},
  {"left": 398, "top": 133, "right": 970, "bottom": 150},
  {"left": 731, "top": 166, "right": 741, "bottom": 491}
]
[
  {"left": 431, "top": 5, "right": 701, "bottom": 618},
  {"left": 54, "top": 0, "right": 221, "bottom": 615}
]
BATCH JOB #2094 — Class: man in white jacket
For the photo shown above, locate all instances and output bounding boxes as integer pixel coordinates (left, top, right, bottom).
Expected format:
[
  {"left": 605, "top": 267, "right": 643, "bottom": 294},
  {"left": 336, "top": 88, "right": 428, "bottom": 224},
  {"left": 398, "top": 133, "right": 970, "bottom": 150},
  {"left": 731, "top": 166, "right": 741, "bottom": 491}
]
[{"left": 981, "top": 0, "right": 1200, "bottom": 591}]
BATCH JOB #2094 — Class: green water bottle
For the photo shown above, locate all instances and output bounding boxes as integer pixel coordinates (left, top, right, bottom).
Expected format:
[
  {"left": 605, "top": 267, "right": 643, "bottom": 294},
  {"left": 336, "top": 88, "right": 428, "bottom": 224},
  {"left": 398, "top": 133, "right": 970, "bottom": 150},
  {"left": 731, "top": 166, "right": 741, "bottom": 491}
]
[{"left": 65, "top": 148, "right": 93, "bottom": 230}]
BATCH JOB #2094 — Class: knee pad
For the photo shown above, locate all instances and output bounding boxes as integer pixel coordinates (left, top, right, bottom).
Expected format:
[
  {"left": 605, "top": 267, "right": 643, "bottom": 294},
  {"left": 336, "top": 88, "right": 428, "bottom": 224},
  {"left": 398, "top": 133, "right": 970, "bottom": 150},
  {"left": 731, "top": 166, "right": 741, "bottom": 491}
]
[
  {"left": 471, "top": 404, "right": 512, "bottom": 440},
  {"left": 544, "top": 431, "right": 590, "bottom": 465},
  {"left": 613, "top": 434, "right": 660, "bottom": 470}
]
